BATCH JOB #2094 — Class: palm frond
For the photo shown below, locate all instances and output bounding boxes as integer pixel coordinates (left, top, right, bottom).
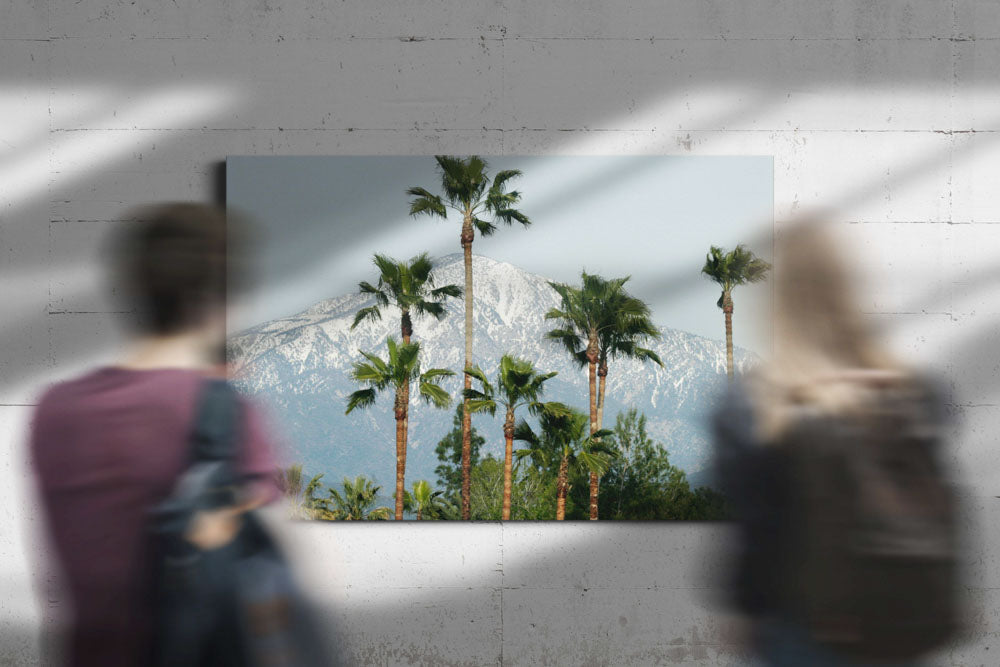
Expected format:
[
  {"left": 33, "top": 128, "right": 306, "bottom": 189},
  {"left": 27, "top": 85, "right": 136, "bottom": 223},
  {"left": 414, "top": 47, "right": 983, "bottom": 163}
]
[
  {"left": 512, "top": 417, "right": 540, "bottom": 443},
  {"left": 345, "top": 388, "right": 377, "bottom": 414},
  {"left": 491, "top": 168, "right": 521, "bottom": 193},
  {"left": 465, "top": 397, "right": 498, "bottom": 415},
  {"left": 367, "top": 507, "right": 392, "bottom": 521},
  {"left": 463, "top": 365, "right": 493, "bottom": 393},
  {"left": 418, "top": 380, "right": 452, "bottom": 409},
  {"left": 406, "top": 187, "right": 448, "bottom": 218},
  {"left": 420, "top": 367, "right": 455, "bottom": 381},
  {"left": 350, "top": 361, "right": 387, "bottom": 387},
  {"left": 414, "top": 300, "right": 445, "bottom": 320},
  {"left": 492, "top": 208, "right": 531, "bottom": 228},
  {"left": 538, "top": 401, "right": 573, "bottom": 418},
  {"left": 472, "top": 217, "right": 497, "bottom": 237},
  {"left": 408, "top": 252, "right": 434, "bottom": 284},
  {"left": 430, "top": 283, "right": 462, "bottom": 299},
  {"left": 577, "top": 450, "right": 612, "bottom": 477},
  {"left": 351, "top": 305, "right": 382, "bottom": 330}
]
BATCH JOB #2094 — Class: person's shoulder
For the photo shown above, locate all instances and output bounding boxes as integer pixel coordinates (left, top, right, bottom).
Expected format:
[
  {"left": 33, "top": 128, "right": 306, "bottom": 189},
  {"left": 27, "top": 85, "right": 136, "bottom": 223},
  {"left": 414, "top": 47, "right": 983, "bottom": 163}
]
[
  {"left": 33, "top": 368, "right": 110, "bottom": 412},
  {"left": 711, "top": 376, "right": 762, "bottom": 447},
  {"left": 714, "top": 376, "right": 757, "bottom": 419},
  {"left": 894, "top": 369, "right": 952, "bottom": 427}
]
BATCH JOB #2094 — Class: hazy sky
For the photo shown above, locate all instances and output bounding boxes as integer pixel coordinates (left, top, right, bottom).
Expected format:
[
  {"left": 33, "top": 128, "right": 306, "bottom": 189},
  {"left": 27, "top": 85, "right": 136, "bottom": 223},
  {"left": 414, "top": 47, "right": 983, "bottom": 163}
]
[{"left": 228, "top": 155, "right": 773, "bottom": 353}]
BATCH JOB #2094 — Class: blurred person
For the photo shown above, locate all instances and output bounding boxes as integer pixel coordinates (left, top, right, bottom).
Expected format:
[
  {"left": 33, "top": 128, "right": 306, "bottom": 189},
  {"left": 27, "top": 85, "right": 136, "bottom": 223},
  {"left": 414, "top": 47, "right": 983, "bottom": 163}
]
[
  {"left": 711, "top": 221, "right": 963, "bottom": 666},
  {"left": 29, "top": 204, "right": 280, "bottom": 666}
]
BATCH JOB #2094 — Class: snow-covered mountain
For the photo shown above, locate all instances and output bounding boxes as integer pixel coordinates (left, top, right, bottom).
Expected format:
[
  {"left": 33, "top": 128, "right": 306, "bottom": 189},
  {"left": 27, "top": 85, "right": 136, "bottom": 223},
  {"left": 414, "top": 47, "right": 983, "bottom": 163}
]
[{"left": 228, "top": 254, "right": 753, "bottom": 490}]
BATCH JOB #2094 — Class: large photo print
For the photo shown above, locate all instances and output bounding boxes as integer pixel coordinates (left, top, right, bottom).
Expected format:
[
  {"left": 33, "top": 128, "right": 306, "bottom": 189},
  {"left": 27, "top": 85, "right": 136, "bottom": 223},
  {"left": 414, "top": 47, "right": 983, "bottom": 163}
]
[{"left": 227, "top": 156, "right": 772, "bottom": 521}]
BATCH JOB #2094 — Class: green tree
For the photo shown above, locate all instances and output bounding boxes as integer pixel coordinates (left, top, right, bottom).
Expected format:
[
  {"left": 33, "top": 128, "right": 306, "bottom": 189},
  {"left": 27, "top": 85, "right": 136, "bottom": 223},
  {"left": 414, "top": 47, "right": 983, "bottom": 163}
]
[
  {"left": 464, "top": 355, "right": 558, "bottom": 520},
  {"left": 406, "top": 479, "right": 453, "bottom": 521},
  {"left": 589, "top": 409, "right": 730, "bottom": 520},
  {"left": 701, "top": 245, "right": 771, "bottom": 380},
  {"left": 514, "top": 405, "right": 613, "bottom": 520},
  {"left": 408, "top": 156, "right": 531, "bottom": 519},
  {"left": 345, "top": 337, "right": 454, "bottom": 520},
  {"left": 509, "top": 458, "right": 559, "bottom": 520},
  {"left": 301, "top": 473, "right": 338, "bottom": 520},
  {"left": 461, "top": 453, "right": 559, "bottom": 520},
  {"left": 434, "top": 404, "right": 487, "bottom": 502},
  {"left": 469, "top": 455, "right": 506, "bottom": 520},
  {"left": 276, "top": 463, "right": 304, "bottom": 502},
  {"left": 327, "top": 475, "right": 392, "bottom": 521},
  {"left": 545, "top": 272, "right": 662, "bottom": 519}
]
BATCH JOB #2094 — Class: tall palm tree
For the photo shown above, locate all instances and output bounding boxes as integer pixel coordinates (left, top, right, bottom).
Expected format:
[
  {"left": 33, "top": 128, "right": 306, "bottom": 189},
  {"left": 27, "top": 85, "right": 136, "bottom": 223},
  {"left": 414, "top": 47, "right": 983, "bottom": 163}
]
[
  {"left": 352, "top": 252, "right": 461, "bottom": 449},
  {"left": 513, "top": 405, "right": 613, "bottom": 520},
  {"left": 463, "top": 355, "right": 558, "bottom": 520},
  {"left": 408, "top": 156, "right": 531, "bottom": 520},
  {"left": 701, "top": 245, "right": 771, "bottom": 380},
  {"left": 328, "top": 475, "right": 392, "bottom": 521},
  {"left": 345, "top": 337, "right": 454, "bottom": 520},
  {"left": 545, "top": 272, "right": 662, "bottom": 519}
]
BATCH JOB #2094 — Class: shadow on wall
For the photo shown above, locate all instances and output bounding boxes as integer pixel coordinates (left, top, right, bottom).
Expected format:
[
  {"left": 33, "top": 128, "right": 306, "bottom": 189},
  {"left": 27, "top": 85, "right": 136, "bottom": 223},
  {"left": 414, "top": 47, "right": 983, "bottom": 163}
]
[
  {"left": 265, "top": 520, "right": 754, "bottom": 666},
  {"left": 4, "top": 22, "right": 998, "bottom": 664},
  {"left": 1, "top": 29, "right": 998, "bottom": 399}
]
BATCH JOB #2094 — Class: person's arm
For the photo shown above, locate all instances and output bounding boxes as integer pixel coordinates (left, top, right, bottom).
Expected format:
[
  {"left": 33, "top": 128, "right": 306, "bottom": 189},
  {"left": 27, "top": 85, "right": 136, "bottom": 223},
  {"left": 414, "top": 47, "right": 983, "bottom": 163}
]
[{"left": 185, "top": 396, "right": 280, "bottom": 550}]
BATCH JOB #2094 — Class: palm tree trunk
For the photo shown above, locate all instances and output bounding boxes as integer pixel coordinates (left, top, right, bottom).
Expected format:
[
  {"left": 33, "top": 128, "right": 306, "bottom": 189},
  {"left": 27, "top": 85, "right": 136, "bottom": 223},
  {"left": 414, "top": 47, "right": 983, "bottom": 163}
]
[
  {"left": 587, "top": 338, "right": 599, "bottom": 520},
  {"left": 502, "top": 409, "right": 515, "bottom": 521},
  {"left": 596, "top": 364, "right": 608, "bottom": 433},
  {"left": 417, "top": 507, "right": 423, "bottom": 521},
  {"left": 401, "top": 310, "right": 412, "bottom": 461},
  {"left": 460, "top": 218, "right": 475, "bottom": 520},
  {"left": 394, "top": 390, "right": 407, "bottom": 521},
  {"left": 723, "top": 300, "right": 734, "bottom": 380},
  {"left": 556, "top": 454, "right": 569, "bottom": 521},
  {"left": 590, "top": 361, "right": 609, "bottom": 521}
]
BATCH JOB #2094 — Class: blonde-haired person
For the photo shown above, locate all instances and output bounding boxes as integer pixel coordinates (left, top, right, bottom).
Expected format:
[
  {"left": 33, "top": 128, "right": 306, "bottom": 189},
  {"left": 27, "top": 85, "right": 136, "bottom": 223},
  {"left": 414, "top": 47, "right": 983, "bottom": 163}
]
[{"left": 711, "top": 221, "right": 961, "bottom": 667}]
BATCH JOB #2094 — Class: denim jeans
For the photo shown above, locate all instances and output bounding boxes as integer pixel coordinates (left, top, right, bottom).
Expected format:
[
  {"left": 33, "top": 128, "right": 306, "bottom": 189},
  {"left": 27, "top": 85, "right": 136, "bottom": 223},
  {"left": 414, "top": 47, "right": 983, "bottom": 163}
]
[{"left": 750, "top": 619, "right": 922, "bottom": 667}]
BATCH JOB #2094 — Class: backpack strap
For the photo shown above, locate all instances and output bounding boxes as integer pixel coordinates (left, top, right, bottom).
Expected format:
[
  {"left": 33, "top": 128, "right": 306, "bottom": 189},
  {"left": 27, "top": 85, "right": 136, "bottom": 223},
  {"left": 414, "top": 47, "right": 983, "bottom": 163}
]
[
  {"left": 190, "top": 379, "right": 242, "bottom": 463},
  {"left": 186, "top": 379, "right": 243, "bottom": 509}
]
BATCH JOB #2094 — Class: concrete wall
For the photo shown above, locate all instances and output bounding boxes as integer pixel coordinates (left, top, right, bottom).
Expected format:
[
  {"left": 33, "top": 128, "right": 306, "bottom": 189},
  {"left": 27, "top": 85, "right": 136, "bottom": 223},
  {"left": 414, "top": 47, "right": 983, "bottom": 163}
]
[{"left": 2, "top": 1, "right": 999, "bottom": 664}]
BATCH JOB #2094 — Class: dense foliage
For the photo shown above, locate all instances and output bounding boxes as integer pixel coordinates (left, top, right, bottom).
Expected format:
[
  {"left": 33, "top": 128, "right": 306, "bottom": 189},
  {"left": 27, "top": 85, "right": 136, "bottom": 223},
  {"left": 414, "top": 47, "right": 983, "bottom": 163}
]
[{"left": 568, "top": 408, "right": 729, "bottom": 520}]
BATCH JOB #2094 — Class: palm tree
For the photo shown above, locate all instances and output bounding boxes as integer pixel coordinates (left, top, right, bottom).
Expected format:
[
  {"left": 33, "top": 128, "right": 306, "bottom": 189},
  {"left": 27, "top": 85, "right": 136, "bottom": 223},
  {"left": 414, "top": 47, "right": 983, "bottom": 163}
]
[
  {"left": 303, "top": 473, "right": 337, "bottom": 520},
  {"left": 701, "top": 245, "right": 771, "bottom": 379},
  {"left": 408, "top": 156, "right": 531, "bottom": 520},
  {"left": 408, "top": 480, "right": 447, "bottom": 521},
  {"left": 545, "top": 272, "right": 662, "bottom": 519},
  {"left": 352, "top": 252, "right": 461, "bottom": 450},
  {"left": 463, "top": 355, "right": 558, "bottom": 520},
  {"left": 351, "top": 252, "right": 462, "bottom": 344},
  {"left": 345, "top": 337, "right": 454, "bottom": 520},
  {"left": 328, "top": 475, "right": 392, "bottom": 521},
  {"left": 513, "top": 405, "right": 613, "bottom": 520},
  {"left": 276, "top": 463, "right": 305, "bottom": 502}
]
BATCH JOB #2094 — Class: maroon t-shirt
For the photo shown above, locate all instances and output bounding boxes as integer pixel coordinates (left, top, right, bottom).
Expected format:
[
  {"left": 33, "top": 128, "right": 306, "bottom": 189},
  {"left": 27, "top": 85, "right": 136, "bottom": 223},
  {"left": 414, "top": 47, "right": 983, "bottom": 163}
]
[{"left": 30, "top": 367, "right": 279, "bottom": 667}]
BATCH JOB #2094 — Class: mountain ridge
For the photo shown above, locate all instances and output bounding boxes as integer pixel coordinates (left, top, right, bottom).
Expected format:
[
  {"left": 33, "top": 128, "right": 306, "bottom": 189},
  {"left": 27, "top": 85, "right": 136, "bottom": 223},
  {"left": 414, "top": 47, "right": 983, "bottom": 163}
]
[{"left": 228, "top": 254, "right": 753, "bottom": 489}]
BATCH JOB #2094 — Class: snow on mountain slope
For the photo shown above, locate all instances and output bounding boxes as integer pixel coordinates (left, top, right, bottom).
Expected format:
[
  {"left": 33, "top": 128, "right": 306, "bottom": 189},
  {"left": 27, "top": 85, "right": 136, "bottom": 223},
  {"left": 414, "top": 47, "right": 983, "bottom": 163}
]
[{"left": 228, "top": 254, "right": 754, "bottom": 489}]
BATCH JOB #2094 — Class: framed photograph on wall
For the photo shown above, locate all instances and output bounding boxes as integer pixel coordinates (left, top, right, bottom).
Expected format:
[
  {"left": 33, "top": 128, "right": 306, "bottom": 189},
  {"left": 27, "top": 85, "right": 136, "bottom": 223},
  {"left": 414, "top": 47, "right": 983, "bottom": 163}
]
[{"left": 226, "top": 155, "right": 773, "bottom": 521}]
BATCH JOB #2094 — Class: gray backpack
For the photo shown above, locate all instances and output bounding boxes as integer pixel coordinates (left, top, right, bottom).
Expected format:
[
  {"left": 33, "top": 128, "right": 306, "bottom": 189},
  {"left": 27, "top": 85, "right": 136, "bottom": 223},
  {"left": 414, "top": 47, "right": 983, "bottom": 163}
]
[
  {"left": 149, "top": 379, "right": 335, "bottom": 666},
  {"left": 781, "top": 379, "right": 962, "bottom": 661}
]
